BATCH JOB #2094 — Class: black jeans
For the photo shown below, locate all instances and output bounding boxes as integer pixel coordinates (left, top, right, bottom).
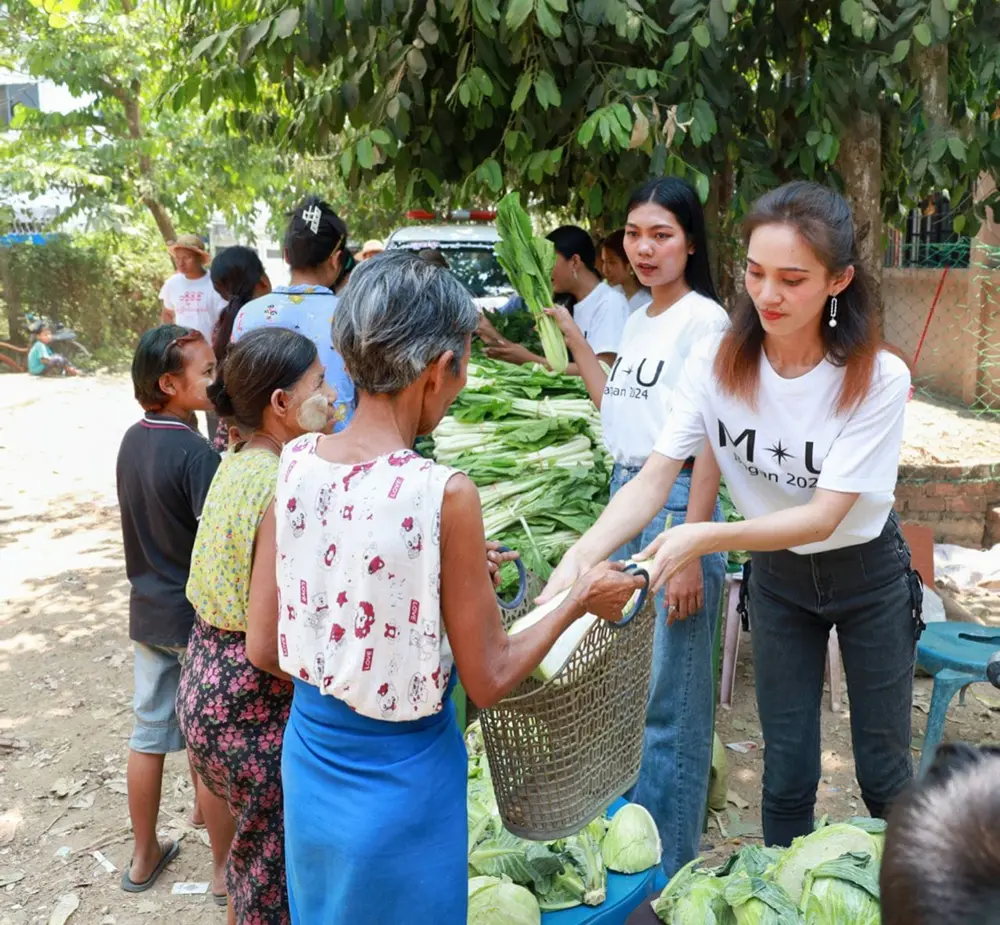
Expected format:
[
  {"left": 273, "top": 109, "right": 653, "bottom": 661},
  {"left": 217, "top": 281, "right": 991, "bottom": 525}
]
[{"left": 746, "top": 512, "right": 923, "bottom": 847}]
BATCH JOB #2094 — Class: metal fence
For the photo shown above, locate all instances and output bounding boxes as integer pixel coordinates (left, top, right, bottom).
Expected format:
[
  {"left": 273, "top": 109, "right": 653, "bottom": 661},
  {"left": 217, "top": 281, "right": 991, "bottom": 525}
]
[{"left": 882, "top": 236, "right": 1000, "bottom": 416}]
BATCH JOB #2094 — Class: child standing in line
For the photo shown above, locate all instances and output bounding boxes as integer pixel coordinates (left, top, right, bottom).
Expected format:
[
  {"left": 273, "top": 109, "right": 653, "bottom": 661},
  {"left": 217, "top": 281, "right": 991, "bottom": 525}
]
[
  {"left": 27, "top": 322, "right": 79, "bottom": 376},
  {"left": 116, "top": 325, "right": 231, "bottom": 895}
]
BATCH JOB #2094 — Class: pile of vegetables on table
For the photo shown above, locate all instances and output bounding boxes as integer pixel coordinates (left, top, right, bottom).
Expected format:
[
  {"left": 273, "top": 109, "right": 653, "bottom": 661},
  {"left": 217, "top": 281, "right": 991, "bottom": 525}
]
[
  {"left": 423, "top": 355, "right": 611, "bottom": 586},
  {"left": 652, "top": 819, "right": 885, "bottom": 925},
  {"left": 465, "top": 721, "right": 661, "bottom": 924}
]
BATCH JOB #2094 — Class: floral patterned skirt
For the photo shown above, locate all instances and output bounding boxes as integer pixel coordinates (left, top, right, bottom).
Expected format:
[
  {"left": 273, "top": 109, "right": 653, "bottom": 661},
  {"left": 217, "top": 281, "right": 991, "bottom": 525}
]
[{"left": 177, "top": 618, "right": 293, "bottom": 925}]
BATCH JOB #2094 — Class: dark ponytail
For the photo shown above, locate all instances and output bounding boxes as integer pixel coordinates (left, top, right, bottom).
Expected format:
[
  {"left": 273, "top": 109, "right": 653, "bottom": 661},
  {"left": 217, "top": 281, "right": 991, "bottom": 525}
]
[
  {"left": 210, "top": 245, "right": 267, "bottom": 367},
  {"left": 546, "top": 225, "right": 600, "bottom": 276}
]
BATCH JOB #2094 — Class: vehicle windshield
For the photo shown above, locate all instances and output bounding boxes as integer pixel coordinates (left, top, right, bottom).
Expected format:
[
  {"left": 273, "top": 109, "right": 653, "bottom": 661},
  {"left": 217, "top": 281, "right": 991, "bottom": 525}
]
[{"left": 392, "top": 243, "right": 513, "bottom": 299}]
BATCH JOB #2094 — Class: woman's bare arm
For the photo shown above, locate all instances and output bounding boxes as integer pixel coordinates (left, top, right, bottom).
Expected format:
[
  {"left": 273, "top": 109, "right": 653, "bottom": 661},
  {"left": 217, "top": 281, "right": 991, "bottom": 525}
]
[{"left": 245, "top": 502, "right": 292, "bottom": 681}]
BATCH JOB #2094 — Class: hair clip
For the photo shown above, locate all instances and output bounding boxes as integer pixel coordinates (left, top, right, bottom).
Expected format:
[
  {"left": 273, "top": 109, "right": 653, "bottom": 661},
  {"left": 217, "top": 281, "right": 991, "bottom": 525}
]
[{"left": 301, "top": 203, "right": 322, "bottom": 235}]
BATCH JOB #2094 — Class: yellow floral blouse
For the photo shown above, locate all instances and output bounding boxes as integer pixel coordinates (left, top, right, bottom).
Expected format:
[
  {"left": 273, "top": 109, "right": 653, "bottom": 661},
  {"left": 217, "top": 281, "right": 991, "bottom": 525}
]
[{"left": 187, "top": 447, "right": 279, "bottom": 632}]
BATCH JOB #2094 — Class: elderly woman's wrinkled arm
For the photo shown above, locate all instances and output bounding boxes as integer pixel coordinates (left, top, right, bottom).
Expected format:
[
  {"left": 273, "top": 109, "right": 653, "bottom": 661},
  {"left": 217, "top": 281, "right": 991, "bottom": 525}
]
[
  {"left": 246, "top": 502, "right": 293, "bottom": 681},
  {"left": 439, "top": 474, "right": 643, "bottom": 709}
]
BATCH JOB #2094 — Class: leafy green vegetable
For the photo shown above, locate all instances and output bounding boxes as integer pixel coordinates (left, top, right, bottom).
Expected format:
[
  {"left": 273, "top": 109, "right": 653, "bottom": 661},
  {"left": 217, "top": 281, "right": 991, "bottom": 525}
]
[
  {"left": 536, "top": 824, "right": 607, "bottom": 910},
  {"left": 495, "top": 192, "right": 569, "bottom": 372},
  {"left": 798, "top": 853, "right": 880, "bottom": 925},
  {"left": 601, "top": 802, "right": 662, "bottom": 874},
  {"left": 715, "top": 844, "right": 783, "bottom": 880},
  {"left": 709, "top": 733, "right": 729, "bottom": 813},
  {"left": 652, "top": 858, "right": 735, "bottom": 924},
  {"left": 723, "top": 873, "right": 804, "bottom": 925},
  {"left": 772, "top": 824, "right": 879, "bottom": 904},
  {"left": 467, "top": 875, "right": 541, "bottom": 925}
]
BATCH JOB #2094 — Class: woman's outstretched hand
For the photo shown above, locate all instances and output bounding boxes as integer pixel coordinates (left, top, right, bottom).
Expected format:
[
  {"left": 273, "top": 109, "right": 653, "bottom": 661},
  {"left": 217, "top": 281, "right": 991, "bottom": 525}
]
[
  {"left": 640, "top": 522, "right": 717, "bottom": 597},
  {"left": 566, "top": 561, "right": 646, "bottom": 623},
  {"left": 536, "top": 547, "right": 586, "bottom": 605}
]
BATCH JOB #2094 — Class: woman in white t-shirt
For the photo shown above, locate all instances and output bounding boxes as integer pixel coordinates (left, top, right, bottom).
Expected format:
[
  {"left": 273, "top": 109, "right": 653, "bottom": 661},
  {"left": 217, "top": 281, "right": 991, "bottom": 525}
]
[
  {"left": 600, "top": 229, "right": 651, "bottom": 313},
  {"left": 542, "top": 181, "right": 922, "bottom": 850},
  {"left": 544, "top": 177, "right": 730, "bottom": 879},
  {"left": 484, "top": 225, "right": 629, "bottom": 371}
]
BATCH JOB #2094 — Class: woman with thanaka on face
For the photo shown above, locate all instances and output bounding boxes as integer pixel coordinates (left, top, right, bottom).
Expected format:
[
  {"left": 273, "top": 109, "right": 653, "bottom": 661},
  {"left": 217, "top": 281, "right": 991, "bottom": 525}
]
[
  {"left": 258, "top": 251, "right": 644, "bottom": 925},
  {"left": 543, "top": 177, "right": 730, "bottom": 878},
  {"left": 177, "top": 327, "right": 335, "bottom": 925},
  {"left": 484, "top": 224, "right": 630, "bottom": 371},
  {"left": 542, "top": 181, "right": 920, "bottom": 849}
]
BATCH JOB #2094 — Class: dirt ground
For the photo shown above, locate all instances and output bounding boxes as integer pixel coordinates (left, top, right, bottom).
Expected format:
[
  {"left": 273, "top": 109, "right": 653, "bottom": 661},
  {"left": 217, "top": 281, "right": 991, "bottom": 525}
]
[{"left": 1, "top": 374, "right": 998, "bottom": 923}]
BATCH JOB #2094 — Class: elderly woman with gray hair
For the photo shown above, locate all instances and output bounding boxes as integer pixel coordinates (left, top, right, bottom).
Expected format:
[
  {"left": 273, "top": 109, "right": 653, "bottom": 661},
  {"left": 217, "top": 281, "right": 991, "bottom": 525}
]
[{"left": 255, "top": 251, "right": 643, "bottom": 924}]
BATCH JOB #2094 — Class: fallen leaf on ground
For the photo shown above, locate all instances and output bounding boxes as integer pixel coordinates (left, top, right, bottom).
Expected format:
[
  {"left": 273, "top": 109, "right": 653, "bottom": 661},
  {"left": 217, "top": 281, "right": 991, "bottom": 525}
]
[
  {"left": 104, "top": 779, "right": 128, "bottom": 795},
  {"left": 47, "top": 892, "right": 80, "bottom": 925},
  {"left": 51, "top": 778, "right": 87, "bottom": 799},
  {"left": 0, "top": 866, "right": 26, "bottom": 887},
  {"left": 0, "top": 809, "right": 21, "bottom": 846},
  {"left": 727, "top": 790, "right": 750, "bottom": 810},
  {"left": 70, "top": 793, "right": 95, "bottom": 811}
]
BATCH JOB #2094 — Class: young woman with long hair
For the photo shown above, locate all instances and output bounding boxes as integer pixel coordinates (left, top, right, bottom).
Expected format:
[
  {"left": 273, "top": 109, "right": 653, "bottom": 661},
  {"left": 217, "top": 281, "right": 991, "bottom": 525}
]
[
  {"left": 543, "top": 177, "right": 730, "bottom": 877},
  {"left": 543, "top": 181, "right": 921, "bottom": 849}
]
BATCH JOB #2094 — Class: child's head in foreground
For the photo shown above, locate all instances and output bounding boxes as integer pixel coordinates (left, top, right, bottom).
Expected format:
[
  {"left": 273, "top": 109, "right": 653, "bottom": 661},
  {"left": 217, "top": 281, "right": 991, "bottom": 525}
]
[
  {"left": 881, "top": 743, "right": 1000, "bottom": 925},
  {"left": 131, "top": 325, "right": 216, "bottom": 416}
]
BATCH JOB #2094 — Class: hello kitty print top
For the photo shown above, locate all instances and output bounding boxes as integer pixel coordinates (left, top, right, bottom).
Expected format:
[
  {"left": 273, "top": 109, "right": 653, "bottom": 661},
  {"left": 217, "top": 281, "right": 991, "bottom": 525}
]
[{"left": 274, "top": 433, "right": 457, "bottom": 722}]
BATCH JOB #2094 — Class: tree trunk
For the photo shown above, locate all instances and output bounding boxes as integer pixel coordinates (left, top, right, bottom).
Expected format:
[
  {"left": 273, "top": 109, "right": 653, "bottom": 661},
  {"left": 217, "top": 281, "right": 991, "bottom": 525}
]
[
  {"left": 837, "top": 108, "right": 883, "bottom": 323},
  {"left": 143, "top": 197, "right": 177, "bottom": 243},
  {"left": 915, "top": 43, "right": 949, "bottom": 126},
  {"left": 0, "top": 246, "right": 26, "bottom": 345}
]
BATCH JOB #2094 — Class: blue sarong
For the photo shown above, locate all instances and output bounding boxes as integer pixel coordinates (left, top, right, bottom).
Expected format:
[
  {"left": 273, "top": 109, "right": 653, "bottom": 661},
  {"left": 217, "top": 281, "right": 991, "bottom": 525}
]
[{"left": 282, "top": 677, "right": 467, "bottom": 924}]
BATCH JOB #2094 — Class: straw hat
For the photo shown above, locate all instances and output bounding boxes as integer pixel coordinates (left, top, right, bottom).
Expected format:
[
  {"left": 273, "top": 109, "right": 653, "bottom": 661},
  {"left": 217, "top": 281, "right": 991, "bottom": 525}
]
[
  {"left": 167, "top": 234, "right": 211, "bottom": 263},
  {"left": 359, "top": 239, "right": 384, "bottom": 259}
]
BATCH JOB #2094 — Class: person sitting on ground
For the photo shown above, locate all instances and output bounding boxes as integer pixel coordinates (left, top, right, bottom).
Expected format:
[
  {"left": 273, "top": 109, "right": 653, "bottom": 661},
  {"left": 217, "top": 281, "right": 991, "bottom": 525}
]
[
  {"left": 116, "top": 325, "right": 231, "bottom": 896},
  {"left": 27, "top": 322, "right": 79, "bottom": 377},
  {"left": 880, "top": 742, "right": 1000, "bottom": 925}
]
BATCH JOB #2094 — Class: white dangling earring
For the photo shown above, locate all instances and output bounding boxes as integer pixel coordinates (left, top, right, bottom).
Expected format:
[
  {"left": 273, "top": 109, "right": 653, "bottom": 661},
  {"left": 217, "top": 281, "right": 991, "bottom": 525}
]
[{"left": 828, "top": 295, "right": 838, "bottom": 328}]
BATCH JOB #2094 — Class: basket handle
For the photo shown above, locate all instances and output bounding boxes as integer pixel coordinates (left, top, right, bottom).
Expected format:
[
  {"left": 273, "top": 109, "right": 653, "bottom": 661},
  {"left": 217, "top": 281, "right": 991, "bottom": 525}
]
[
  {"left": 613, "top": 564, "right": 650, "bottom": 627},
  {"left": 494, "top": 545, "right": 529, "bottom": 611}
]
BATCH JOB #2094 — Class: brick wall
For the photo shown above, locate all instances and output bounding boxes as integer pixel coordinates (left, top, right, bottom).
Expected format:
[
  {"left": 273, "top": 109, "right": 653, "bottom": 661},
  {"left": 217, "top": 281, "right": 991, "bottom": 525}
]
[{"left": 896, "top": 463, "right": 1000, "bottom": 547}]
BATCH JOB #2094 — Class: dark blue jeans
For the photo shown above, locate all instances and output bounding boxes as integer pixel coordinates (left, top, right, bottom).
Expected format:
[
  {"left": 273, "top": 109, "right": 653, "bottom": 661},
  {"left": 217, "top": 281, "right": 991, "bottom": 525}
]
[{"left": 747, "top": 511, "right": 922, "bottom": 847}]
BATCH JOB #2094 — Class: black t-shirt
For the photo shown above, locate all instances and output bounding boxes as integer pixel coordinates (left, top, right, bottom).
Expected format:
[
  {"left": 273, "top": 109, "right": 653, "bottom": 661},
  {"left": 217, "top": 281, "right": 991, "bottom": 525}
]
[{"left": 116, "top": 413, "right": 221, "bottom": 647}]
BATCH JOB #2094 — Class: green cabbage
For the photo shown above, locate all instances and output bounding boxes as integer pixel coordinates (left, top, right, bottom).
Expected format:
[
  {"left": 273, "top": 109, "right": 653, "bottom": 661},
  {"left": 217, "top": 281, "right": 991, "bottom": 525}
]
[
  {"left": 652, "top": 859, "right": 734, "bottom": 925},
  {"left": 601, "top": 803, "right": 662, "bottom": 874},
  {"left": 845, "top": 817, "right": 886, "bottom": 862},
  {"left": 467, "top": 876, "right": 541, "bottom": 925},
  {"left": 772, "top": 824, "right": 879, "bottom": 904},
  {"left": 723, "top": 872, "right": 803, "bottom": 925},
  {"left": 798, "top": 853, "right": 880, "bottom": 925},
  {"left": 716, "top": 844, "right": 782, "bottom": 879}
]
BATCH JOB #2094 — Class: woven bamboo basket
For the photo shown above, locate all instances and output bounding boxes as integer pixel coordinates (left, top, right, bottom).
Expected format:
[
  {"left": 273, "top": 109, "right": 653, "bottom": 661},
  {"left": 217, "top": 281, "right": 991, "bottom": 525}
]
[{"left": 480, "top": 570, "right": 656, "bottom": 840}]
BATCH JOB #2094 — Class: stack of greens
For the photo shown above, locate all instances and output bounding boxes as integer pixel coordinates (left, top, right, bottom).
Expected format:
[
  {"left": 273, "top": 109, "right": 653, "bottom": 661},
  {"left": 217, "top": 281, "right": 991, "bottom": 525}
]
[
  {"left": 652, "top": 820, "right": 885, "bottom": 925},
  {"left": 494, "top": 191, "right": 568, "bottom": 373},
  {"left": 465, "top": 722, "right": 662, "bottom": 924},
  {"left": 427, "top": 355, "right": 611, "bottom": 584}
]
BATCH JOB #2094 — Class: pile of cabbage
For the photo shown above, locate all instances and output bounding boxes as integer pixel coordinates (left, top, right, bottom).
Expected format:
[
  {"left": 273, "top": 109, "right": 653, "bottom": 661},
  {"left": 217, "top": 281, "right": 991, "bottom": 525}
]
[
  {"left": 466, "top": 721, "right": 661, "bottom": 924},
  {"left": 652, "top": 819, "right": 886, "bottom": 925},
  {"left": 426, "top": 355, "right": 611, "bottom": 585}
]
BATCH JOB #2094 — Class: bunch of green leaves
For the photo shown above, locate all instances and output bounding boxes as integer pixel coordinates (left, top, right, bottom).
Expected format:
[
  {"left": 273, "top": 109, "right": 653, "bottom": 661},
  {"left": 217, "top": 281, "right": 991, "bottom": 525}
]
[{"left": 494, "top": 193, "right": 567, "bottom": 372}]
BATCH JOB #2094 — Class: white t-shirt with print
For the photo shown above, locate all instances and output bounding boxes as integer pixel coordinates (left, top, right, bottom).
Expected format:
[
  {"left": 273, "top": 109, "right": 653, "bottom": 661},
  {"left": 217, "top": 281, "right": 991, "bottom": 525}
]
[
  {"left": 613, "top": 284, "right": 652, "bottom": 315},
  {"left": 158, "top": 273, "right": 228, "bottom": 342},
  {"left": 573, "top": 281, "right": 629, "bottom": 356},
  {"left": 653, "top": 336, "right": 911, "bottom": 554},
  {"left": 601, "top": 291, "right": 729, "bottom": 465}
]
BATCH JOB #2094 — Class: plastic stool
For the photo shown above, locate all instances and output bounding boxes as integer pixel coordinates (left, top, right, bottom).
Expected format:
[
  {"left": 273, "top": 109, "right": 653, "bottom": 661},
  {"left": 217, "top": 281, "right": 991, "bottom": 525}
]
[
  {"left": 916, "top": 622, "right": 1000, "bottom": 775},
  {"left": 719, "top": 574, "right": 842, "bottom": 712}
]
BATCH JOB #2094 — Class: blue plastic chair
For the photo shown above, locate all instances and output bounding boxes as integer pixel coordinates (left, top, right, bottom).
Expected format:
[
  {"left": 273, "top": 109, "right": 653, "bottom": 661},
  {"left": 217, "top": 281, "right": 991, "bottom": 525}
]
[{"left": 916, "top": 622, "right": 1000, "bottom": 775}]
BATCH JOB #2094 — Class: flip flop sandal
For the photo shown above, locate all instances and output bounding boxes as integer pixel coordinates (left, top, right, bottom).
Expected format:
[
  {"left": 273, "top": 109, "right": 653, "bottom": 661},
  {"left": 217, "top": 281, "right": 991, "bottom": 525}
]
[
  {"left": 121, "top": 839, "right": 180, "bottom": 893},
  {"left": 212, "top": 893, "right": 229, "bottom": 907}
]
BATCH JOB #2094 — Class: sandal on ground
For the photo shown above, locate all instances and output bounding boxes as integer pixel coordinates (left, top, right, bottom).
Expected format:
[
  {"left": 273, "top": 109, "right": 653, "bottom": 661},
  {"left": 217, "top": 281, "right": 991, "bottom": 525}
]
[
  {"left": 212, "top": 892, "right": 229, "bottom": 907},
  {"left": 121, "top": 839, "right": 180, "bottom": 893}
]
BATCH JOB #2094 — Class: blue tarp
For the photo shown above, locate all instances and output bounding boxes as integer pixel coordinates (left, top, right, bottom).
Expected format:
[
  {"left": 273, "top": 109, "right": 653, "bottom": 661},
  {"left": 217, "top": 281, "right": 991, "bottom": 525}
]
[{"left": 0, "top": 233, "right": 53, "bottom": 246}]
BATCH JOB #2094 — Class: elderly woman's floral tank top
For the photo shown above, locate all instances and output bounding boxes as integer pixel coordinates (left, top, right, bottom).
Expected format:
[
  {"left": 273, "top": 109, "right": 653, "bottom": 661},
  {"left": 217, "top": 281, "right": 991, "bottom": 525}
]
[{"left": 274, "top": 433, "right": 458, "bottom": 722}]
